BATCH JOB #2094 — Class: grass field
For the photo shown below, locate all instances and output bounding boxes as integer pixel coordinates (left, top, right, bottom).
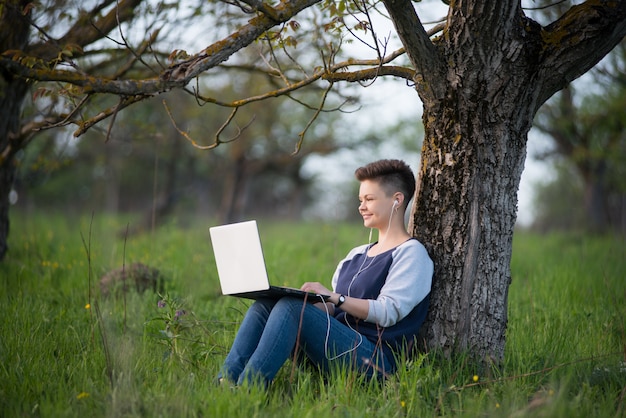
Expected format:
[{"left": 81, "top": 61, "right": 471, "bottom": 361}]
[{"left": 0, "top": 212, "right": 624, "bottom": 417}]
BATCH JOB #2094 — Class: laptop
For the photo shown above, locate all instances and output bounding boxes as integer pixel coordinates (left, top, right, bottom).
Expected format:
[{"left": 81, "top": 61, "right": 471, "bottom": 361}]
[{"left": 209, "top": 220, "right": 329, "bottom": 303}]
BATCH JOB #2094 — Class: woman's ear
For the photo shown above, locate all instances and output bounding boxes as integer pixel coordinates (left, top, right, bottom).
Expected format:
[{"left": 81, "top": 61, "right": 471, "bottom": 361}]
[{"left": 393, "top": 192, "right": 403, "bottom": 206}]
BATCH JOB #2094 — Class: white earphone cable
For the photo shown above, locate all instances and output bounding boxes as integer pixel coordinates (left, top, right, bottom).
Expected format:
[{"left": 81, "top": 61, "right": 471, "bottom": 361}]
[{"left": 322, "top": 197, "right": 399, "bottom": 361}]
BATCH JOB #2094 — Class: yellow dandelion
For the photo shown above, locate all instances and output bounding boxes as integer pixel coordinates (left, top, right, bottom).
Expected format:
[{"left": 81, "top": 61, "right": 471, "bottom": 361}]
[
  {"left": 401, "top": 401, "right": 406, "bottom": 408},
  {"left": 85, "top": 303, "right": 91, "bottom": 310},
  {"left": 472, "top": 375, "right": 479, "bottom": 382},
  {"left": 496, "top": 403, "right": 500, "bottom": 408},
  {"left": 77, "top": 392, "right": 89, "bottom": 400}
]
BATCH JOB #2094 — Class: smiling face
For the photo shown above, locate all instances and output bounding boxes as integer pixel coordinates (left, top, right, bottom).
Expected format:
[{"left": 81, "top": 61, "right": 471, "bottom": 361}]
[{"left": 358, "top": 179, "right": 398, "bottom": 229}]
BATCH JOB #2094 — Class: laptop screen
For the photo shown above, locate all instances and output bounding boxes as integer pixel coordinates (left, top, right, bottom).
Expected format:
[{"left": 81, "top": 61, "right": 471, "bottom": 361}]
[{"left": 209, "top": 220, "right": 271, "bottom": 295}]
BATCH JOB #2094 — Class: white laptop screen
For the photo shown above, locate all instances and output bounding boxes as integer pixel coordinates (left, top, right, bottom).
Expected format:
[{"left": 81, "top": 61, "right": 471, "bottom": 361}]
[{"left": 209, "top": 220, "right": 272, "bottom": 295}]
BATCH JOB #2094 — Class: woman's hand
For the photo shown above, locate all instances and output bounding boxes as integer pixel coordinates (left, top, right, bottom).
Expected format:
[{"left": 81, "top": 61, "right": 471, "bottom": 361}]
[
  {"left": 301, "top": 282, "right": 336, "bottom": 314},
  {"left": 300, "top": 282, "right": 332, "bottom": 297},
  {"left": 301, "top": 282, "right": 369, "bottom": 320}
]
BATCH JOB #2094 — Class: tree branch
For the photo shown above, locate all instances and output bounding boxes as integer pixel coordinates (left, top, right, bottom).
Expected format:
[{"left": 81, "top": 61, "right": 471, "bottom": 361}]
[
  {"left": 381, "top": 0, "right": 446, "bottom": 101},
  {"left": 160, "top": 0, "right": 323, "bottom": 83},
  {"left": 235, "top": 0, "right": 281, "bottom": 21},
  {"left": 182, "top": 41, "right": 419, "bottom": 107},
  {"left": 74, "top": 95, "right": 147, "bottom": 136},
  {"left": 29, "top": 0, "right": 143, "bottom": 60},
  {"left": 162, "top": 100, "right": 254, "bottom": 150},
  {"left": 536, "top": 0, "right": 626, "bottom": 108},
  {"left": 294, "top": 81, "right": 333, "bottom": 154},
  {"left": 323, "top": 65, "right": 414, "bottom": 82}
]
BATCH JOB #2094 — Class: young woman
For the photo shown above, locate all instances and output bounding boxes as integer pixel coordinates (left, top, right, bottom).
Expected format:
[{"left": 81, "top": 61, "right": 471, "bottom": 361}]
[{"left": 217, "top": 159, "right": 433, "bottom": 387}]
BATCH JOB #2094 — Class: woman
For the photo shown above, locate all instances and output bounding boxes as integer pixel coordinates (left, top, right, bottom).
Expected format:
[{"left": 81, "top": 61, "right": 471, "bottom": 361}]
[{"left": 217, "top": 159, "right": 433, "bottom": 387}]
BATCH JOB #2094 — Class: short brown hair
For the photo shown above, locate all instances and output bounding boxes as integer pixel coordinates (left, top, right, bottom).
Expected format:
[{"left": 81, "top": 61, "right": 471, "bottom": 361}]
[{"left": 354, "top": 159, "right": 415, "bottom": 203}]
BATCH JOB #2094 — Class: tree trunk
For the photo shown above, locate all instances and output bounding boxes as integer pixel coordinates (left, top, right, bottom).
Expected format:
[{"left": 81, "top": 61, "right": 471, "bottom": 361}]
[
  {"left": 410, "top": 82, "right": 533, "bottom": 362},
  {"left": 401, "top": 3, "right": 538, "bottom": 362},
  {"left": 219, "top": 155, "right": 248, "bottom": 224},
  {"left": 0, "top": 1, "right": 31, "bottom": 261},
  {"left": 582, "top": 162, "right": 609, "bottom": 233},
  {"left": 0, "top": 78, "right": 29, "bottom": 260},
  {"left": 0, "top": 151, "right": 17, "bottom": 261},
  {"left": 386, "top": 0, "right": 626, "bottom": 363},
  {"left": 403, "top": 22, "right": 537, "bottom": 364}
]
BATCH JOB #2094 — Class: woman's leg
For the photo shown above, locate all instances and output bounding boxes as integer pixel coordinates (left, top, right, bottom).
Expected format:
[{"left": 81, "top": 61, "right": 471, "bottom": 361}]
[
  {"left": 218, "top": 298, "right": 276, "bottom": 383},
  {"left": 236, "top": 298, "right": 392, "bottom": 387},
  {"left": 297, "top": 304, "right": 393, "bottom": 379},
  {"left": 235, "top": 297, "right": 307, "bottom": 386},
  {"left": 220, "top": 297, "right": 391, "bottom": 385}
]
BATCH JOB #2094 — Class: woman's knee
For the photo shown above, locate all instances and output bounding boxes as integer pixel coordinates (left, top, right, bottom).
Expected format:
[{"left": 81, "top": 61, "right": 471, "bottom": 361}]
[
  {"left": 274, "top": 297, "right": 307, "bottom": 313},
  {"left": 249, "top": 298, "right": 275, "bottom": 312}
]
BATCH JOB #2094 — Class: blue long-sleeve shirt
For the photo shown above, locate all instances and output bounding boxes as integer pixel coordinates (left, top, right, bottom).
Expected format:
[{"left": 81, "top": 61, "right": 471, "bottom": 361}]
[{"left": 331, "top": 238, "right": 433, "bottom": 360}]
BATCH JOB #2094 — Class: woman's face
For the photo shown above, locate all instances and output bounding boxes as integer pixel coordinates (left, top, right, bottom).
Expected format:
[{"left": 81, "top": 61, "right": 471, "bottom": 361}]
[{"left": 358, "top": 179, "right": 396, "bottom": 229}]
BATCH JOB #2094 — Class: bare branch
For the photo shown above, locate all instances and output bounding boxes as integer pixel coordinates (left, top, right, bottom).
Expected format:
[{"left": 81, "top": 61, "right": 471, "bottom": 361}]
[
  {"left": 111, "top": 0, "right": 160, "bottom": 76},
  {"left": 163, "top": 99, "right": 218, "bottom": 150},
  {"left": 235, "top": 0, "right": 281, "bottom": 21},
  {"left": 35, "top": 94, "right": 92, "bottom": 132},
  {"left": 1, "top": 0, "right": 446, "bottom": 140},
  {"left": 74, "top": 95, "right": 146, "bottom": 136},
  {"left": 105, "top": 97, "right": 124, "bottom": 142},
  {"left": 293, "top": 82, "right": 333, "bottom": 154},
  {"left": 261, "top": 31, "right": 293, "bottom": 86},
  {"left": 342, "top": 0, "right": 383, "bottom": 57},
  {"left": 162, "top": 100, "right": 255, "bottom": 150},
  {"left": 286, "top": 92, "right": 356, "bottom": 113},
  {"left": 214, "top": 107, "right": 256, "bottom": 144},
  {"left": 112, "top": 29, "right": 162, "bottom": 79}
]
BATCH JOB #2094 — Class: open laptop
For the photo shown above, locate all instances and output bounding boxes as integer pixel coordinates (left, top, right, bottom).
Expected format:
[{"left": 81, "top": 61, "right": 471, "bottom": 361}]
[{"left": 209, "top": 220, "right": 329, "bottom": 303}]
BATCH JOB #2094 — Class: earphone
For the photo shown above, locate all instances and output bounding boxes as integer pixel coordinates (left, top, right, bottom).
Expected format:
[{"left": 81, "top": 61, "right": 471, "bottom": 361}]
[{"left": 392, "top": 199, "right": 400, "bottom": 214}]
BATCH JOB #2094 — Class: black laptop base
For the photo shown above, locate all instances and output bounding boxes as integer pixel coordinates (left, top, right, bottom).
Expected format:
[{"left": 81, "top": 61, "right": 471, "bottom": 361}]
[{"left": 229, "top": 286, "right": 330, "bottom": 303}]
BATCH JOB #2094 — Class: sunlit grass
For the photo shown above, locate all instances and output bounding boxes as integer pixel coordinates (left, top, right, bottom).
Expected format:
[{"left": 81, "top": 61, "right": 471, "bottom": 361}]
[{"left": 0, "top": 212, "right": 624, "bottom": 417}]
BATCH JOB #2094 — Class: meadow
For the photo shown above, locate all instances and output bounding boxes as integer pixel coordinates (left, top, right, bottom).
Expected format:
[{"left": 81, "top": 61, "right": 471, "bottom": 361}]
[{"left": 0, "top": 212, "right": 624, "bottom": 417}]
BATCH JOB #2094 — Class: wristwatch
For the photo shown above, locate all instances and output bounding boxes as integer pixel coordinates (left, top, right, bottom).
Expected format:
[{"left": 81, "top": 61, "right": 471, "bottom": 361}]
[{"left": 335, "top": 294, "right": 346, "bottom": 307}]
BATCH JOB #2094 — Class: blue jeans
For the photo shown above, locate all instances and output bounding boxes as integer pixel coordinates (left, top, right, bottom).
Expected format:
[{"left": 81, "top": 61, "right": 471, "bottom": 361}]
[{"left": 218, "top": 297, "right": 394, "bottom": 387}]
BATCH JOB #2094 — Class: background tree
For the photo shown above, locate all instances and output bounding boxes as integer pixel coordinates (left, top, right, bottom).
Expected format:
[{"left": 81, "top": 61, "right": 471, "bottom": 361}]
[
  {"left": 1, "top": 0, "right": 151, "bottom": 258},
  {"left": 2, "top": 0, "right": 626, "bottom": 363},
  {"left": 532, "top": 41, "right": 626, "bottom": 234}
]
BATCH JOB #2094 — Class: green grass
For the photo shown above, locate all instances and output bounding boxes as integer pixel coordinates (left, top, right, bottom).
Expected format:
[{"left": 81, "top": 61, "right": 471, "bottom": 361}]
[{"left": 1, "top": 212, "right": 624, "bottom": 417}]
